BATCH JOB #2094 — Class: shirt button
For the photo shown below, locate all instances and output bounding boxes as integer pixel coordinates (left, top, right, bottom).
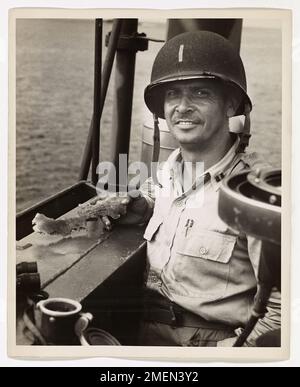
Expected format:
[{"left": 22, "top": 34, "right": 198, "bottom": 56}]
[{"left": 199, "top": 247, "right": 208, "bottom": 255}]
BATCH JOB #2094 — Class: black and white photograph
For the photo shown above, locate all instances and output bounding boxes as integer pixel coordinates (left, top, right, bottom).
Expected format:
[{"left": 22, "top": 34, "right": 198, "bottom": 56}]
[{"left": 9, "top": 8, "right": 291, "bottom": 361}]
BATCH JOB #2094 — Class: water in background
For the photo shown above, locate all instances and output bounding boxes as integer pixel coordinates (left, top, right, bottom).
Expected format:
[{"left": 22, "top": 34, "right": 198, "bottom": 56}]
[{"left": 16, "top": 19, "right": 282, "bottom": 212}]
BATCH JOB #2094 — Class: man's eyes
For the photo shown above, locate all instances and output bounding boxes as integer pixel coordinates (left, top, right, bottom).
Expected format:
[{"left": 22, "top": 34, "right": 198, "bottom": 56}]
[
  {"left": 165, "top": 89, "right": 210, "bottom": 98},
  {"left": 192, "top": 89, "right": 210, "bottom": 97},
  {"left": 165, "top": 89, "right": 179, "bottom": 98}
]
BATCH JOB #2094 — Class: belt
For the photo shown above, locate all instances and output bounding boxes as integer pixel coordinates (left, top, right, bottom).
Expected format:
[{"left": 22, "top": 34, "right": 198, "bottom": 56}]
[{"left": 142, "top": 289, "right": 234, "bottom": 331}]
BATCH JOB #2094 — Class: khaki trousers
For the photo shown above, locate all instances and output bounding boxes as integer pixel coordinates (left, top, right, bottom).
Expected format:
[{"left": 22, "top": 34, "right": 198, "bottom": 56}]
[{"left": 138, "top": 320, "right": 235, "bottom": 347}]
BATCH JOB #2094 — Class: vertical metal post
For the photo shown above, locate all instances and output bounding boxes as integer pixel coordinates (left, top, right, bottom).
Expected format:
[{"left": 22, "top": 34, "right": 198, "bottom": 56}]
[
  {"left": 110, "top": 19, "right": 138, "bottom": 187},
  {"left": 91, "top": 19, "right": 102, "bottom": 185},
  {"left": 79, "top": 19, "right": 122, "bottom": 182}
]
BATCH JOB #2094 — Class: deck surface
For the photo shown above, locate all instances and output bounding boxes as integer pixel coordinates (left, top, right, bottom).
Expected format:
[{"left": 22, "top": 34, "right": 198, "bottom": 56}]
[{"left": 16, "top": 201, "right": 146, "bottom": 345}]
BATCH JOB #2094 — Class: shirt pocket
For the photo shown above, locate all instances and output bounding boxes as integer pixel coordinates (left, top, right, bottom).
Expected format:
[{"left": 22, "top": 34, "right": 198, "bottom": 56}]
[{"left": 173, "top": 230, "right": 237, "bottom": 299}]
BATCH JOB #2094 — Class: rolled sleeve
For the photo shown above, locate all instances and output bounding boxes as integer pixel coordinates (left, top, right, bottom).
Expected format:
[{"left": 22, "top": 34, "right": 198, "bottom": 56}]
[{"left": 139, "top": 177, "right": 156, "bottom": 206}]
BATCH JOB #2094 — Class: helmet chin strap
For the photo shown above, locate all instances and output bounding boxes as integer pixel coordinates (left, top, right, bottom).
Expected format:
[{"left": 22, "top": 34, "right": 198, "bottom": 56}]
[
  {"left": 236, "top": 103, "right": 251, "bottom": 154},
  {"left": 151, "top": 114, "right": 163, "bottom": 188}
]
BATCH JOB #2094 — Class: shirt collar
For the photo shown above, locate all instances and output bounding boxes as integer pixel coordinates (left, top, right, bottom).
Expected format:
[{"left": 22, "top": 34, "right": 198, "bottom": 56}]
[
  {"left": 165, "top": 138, "right": 240, "bottom": 192},
  {"left": 206, "top": 138, "right": 240, "bottom": 190}
]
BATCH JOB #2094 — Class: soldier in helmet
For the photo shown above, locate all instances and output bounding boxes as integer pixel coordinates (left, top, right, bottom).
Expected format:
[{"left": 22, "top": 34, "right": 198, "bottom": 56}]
[{"left": 100, "top": 31, "right": 281, "bottom": 346}]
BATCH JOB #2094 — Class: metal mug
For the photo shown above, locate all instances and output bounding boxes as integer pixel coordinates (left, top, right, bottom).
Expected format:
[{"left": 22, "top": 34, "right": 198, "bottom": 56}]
[{"left": 36, "top": 297, "right": 93, "bottom": 345}]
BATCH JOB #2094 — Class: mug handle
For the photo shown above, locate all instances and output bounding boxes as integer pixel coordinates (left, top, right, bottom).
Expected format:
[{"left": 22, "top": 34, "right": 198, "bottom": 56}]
[{"left": 74, "top": 312, "right": 93, "bottom": 343}]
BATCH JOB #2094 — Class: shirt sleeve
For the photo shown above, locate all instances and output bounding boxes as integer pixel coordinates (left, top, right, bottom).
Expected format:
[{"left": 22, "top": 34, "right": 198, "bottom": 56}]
[
  {"left": 245, "top": 236, "right": 281, "bottom": 346},
  {"left": 135, "top": 177, "right": 156, "bottom": 224},
  {"left": 139, "top": 177, "right": 156, "bottom": 206}
]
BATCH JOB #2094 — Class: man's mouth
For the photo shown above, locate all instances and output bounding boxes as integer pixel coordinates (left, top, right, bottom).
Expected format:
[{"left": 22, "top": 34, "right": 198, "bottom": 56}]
[{"left": 174, "top": 119, "right": 202, "bottom": 129}]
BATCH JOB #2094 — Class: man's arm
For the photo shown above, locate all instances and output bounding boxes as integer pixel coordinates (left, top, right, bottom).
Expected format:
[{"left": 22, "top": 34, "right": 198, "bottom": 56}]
[
  {"left": 120, "top": 177, "right": 155, "bottom": 224},
  {"left": 109, "top": 177, "right": 156, "bottom": 226}
]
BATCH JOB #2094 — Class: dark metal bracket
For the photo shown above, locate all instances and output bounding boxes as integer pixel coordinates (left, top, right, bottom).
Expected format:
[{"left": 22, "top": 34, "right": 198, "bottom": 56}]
[{"left": 105, "top": 31, "right": 149, "bottom": 52}]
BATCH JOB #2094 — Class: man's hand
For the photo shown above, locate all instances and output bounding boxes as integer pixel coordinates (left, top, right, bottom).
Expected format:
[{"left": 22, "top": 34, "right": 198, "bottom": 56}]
[
  {"left": 99, "top": 195, "right": 131, "bottom": 230},
  {"left": 118, "top": 190, "right": 152, "bottom": 225},
  {"left": 78, "top": 194, "right": 131, "bottom": 230},
  {"left": 217, "top": 336, "right": 251, "bottom": 347},
  {"left": 216, "top": 337, "right": 237, "bottom": 347},
  {"left": 87, "top": 190, "right": 151, "bottom": 230}
]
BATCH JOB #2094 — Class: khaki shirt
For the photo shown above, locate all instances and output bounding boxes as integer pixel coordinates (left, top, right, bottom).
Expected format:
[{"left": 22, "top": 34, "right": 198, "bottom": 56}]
[{"left": 140, "top": 140, "right": 281, "bottom": 344}]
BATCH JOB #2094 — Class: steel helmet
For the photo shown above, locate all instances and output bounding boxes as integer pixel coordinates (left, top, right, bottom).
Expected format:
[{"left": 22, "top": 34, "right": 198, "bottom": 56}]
[
  {"left": 144, "top": 30, "right": 252, "bottom": 119},
  {"left": 145, "top": 30, "right": 252, "bottom": 187}
]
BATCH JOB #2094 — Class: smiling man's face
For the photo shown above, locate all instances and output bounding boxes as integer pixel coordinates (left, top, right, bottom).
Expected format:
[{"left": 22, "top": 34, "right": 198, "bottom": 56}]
[{"left": 164, "top": 79, "right": 232, "bottom": 149}]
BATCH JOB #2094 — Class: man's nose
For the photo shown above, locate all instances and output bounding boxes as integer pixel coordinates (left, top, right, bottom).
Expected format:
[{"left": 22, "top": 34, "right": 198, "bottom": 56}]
[{"left": 175, "top": 95, "right": 193, "bottom": 114}]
